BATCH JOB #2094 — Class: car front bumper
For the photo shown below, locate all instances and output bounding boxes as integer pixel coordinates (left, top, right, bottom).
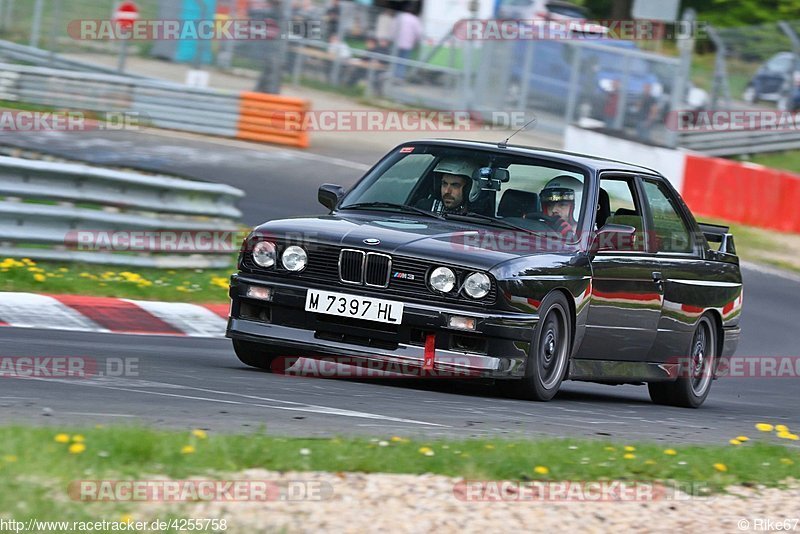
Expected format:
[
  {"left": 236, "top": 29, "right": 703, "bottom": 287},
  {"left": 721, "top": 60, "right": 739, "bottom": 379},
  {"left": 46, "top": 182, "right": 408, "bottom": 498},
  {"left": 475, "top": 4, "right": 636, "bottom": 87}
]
[{"left": 226, "top": 274, "right": 538, "bottom": 378}]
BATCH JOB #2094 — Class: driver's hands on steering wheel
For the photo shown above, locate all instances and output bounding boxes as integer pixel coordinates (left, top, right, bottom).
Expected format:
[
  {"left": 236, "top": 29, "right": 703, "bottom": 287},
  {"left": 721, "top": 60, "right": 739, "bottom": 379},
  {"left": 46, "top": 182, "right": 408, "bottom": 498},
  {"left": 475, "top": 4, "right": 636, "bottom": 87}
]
[{"left": 523, "top": 212, "right": 575, "bottom": 239}]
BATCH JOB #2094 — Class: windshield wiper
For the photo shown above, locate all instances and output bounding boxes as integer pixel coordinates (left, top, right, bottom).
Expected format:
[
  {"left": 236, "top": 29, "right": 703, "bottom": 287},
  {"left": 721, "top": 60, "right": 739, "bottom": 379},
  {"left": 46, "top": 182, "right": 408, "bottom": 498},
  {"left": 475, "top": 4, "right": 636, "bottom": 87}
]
[
  {"left": 444, "top": 212, "right": 533, "bottom": 233},
  {"left": 340, "top": 202, "right": 444, "bottom": 220}
]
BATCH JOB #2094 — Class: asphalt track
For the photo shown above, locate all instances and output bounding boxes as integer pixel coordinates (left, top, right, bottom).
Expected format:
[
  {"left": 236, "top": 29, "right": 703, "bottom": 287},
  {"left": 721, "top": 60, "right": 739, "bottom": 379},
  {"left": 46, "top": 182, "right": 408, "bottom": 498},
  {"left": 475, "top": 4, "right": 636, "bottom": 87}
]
[{"left": 0, "top": 129, "right": 798, "bottom": 444}]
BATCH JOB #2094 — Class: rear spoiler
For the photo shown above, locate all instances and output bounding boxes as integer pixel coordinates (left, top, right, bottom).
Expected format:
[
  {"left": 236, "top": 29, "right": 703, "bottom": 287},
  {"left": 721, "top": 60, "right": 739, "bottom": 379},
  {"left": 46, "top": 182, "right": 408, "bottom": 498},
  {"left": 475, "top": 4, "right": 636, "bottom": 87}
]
[{"left": 698, "top": 222, "right": 736, "bottom": 255}]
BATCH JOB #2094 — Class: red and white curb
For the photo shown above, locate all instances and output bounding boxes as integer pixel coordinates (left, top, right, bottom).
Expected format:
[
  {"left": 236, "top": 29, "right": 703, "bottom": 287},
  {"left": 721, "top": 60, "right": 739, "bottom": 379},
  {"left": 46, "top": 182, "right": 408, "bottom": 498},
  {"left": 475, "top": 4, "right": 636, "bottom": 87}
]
[{"left": 0, "top": 292, "right": 228, "bottom": 337}]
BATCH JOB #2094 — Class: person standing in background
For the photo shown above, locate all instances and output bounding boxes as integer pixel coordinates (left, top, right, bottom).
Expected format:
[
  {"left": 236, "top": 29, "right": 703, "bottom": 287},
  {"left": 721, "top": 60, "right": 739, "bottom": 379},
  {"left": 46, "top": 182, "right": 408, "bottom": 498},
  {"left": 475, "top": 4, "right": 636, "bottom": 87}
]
[
  {"left": 393, "top": 7, "right": 422, "bottom": 80},
  {"left": 375, "top": 8, "right": 396, "bottom": 44},
  {"left": 325, "top": 0, "right": 341, "bottom": 39}
]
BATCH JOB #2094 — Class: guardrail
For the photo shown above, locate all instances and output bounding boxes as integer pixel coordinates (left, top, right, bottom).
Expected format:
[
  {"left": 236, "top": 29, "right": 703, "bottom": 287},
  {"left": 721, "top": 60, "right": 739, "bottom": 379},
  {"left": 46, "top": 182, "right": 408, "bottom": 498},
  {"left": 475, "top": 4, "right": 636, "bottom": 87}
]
[
  {"left": 0, "top": 155, "right": 245, "bottom": 268},
  {"left": 0, "top": 61, "right": 311, "bottom": 148},
  {"left": 0, "top": 40, "right": 153, "bottom": 79},
  {"left": 677, "top": 129, "right": 800, "bottom": 156}
]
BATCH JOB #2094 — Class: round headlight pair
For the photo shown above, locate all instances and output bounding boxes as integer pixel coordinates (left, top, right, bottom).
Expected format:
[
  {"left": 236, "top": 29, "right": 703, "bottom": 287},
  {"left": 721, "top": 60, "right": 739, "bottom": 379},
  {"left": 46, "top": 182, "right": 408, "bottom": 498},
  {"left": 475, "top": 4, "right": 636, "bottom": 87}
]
[
  {"left": 251, "top": 242, "right": 307, "bottom": 272},
  {"left": 429, "top": 267, "right": 490, "bottom": 299}
]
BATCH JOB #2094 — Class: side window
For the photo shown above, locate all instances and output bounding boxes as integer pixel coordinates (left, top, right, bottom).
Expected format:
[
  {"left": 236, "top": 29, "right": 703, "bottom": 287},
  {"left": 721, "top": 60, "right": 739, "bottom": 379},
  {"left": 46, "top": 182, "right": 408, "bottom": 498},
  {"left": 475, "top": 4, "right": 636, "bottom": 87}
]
[
  {"left": 598, "top": 177, "right": 646, "bottom": 251},
  {"left": 641, "top": 179, "right": 693, "bottom": 253}
]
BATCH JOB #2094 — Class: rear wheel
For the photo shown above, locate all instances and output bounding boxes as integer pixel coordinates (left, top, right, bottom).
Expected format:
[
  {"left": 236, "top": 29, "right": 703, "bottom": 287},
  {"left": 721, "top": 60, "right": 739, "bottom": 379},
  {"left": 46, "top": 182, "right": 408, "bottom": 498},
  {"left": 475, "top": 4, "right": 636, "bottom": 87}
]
[
  {"left": 498, "top": 292, "right": 572, "bottom": 401},
  {"left": 648, "top": 315, "right": 717, "bottom": 408},
  {"left": 232, "top": 339, "right": 280, "bottom": 371}
]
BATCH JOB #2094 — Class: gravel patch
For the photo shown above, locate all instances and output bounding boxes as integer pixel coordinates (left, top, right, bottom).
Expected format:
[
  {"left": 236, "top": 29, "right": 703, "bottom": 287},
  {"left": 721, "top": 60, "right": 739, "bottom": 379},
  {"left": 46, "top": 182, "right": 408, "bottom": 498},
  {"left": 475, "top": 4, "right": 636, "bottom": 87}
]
[{"left": 137, "top": 469, "right": 800, "bottom": 533}]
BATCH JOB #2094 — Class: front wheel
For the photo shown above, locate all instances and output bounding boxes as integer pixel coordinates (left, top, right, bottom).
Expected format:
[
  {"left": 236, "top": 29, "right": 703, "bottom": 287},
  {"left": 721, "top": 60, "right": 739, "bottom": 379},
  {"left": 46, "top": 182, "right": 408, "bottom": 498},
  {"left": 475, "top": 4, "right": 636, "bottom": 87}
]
[
  {"left": 648, "top": 315, "right": 717, "bottom": 408},
  {"left": 498, "top": 292, "right": 572, "bottom": 401},
  {"left": 232, "top": 339, "right": 280, "bottom": 371}
]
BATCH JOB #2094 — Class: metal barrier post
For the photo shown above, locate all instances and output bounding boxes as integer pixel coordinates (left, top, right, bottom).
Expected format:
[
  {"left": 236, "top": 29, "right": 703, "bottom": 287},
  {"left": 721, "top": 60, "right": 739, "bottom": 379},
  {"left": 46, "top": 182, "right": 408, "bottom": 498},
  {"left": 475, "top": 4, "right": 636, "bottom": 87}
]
[
  {"left": 29, "top": 0, "right": 44, "bottom": 48},
  {"left": 707, "top": 25, "right": 731, "bottom": 109},
  {"left": 778, "top": 21, "right": 800, "bottom": 110},
  {"left": 517, "top": 40, "right": 535, "bottom": 111},
  {"left": 612, "top": 55, "right": 631, "bottom": 131},
  {"left": 565, "top": 45, "right": 583, "bottom": 124},
  {"left": 666, "top": 8, "right": 695, "bottom": 148}
]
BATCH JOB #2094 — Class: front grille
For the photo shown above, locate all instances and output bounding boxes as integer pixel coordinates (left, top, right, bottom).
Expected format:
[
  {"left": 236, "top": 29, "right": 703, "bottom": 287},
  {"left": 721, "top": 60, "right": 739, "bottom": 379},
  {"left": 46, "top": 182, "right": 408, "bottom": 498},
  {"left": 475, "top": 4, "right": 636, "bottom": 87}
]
[
  {"left": 339, "top": 249, "right": 364, "bottom": 285},
  {"left": 364, "top": 253, "right": 391, "bottom": 288},
  {"left": 337, "top": 249, "right": 391, "bottom": 288},
  {"left": 241, "top": 242, "right": 496, "bottom": 306}
]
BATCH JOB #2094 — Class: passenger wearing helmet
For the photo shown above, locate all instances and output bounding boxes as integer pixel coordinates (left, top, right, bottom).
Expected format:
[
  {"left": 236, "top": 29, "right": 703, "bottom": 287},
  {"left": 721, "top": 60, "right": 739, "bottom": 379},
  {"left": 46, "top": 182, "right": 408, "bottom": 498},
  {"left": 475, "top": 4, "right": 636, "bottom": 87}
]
[
  {"left": 539, "top": 175, "right": 582, "bottom": 238},
  {"left": 416, "top": 157, "right": 480, "bottom": 215}
]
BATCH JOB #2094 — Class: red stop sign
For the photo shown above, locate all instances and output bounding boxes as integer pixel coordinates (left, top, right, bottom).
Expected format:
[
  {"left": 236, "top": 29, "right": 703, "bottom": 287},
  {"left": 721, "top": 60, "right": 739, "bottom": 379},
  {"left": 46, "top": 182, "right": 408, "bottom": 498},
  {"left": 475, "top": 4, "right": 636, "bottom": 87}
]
[{"left": 113, "top": 1, "right": 139, "bottom": 30}]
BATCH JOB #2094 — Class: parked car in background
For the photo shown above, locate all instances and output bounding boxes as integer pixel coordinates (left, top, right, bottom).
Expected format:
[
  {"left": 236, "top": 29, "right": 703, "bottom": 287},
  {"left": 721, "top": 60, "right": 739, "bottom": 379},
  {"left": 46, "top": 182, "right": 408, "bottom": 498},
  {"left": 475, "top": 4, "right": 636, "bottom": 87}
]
[
  {"left": 509, "top": 37, "right": 663, "bottom": 124},
  {"left": 742, "top": 51, "right": 800, "bottom": 110}
]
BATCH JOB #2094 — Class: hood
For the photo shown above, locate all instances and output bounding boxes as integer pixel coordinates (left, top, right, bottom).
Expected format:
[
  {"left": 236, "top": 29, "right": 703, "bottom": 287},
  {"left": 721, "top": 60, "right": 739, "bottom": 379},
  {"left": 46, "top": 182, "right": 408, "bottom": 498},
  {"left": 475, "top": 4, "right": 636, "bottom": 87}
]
[{"left": 251, "top": 211, "right": 576, "bottom": 272}]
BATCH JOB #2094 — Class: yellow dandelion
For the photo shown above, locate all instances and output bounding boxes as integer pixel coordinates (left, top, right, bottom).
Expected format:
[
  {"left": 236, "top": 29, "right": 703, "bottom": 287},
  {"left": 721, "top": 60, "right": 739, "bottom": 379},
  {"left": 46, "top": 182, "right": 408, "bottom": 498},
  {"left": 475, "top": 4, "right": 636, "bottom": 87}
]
[
  {"left": 604, "top": 446, "right": 616, "bottom": 452},
  {"left": 755, "top": 423, "right": 774, "bottom": 432},
  {"left": 180, "top": 445, "right": 196, "bottom": 454},
  {"left": 713, "top": 463, "right": 728, "bottom": 472},
  {"left": 779, "top": 433, "right": 799, "bottom": 441},
  {"left": 775, "top": 424, "right": 789, "bottom": 433},
  {"left": 623, "top": 453, "right": 636, "bottom": 460},
  {"left": 58, "top": 268, "right": 68, "bottom": 273},
  {"left": 484, "top": 444, "right": 495, "bottom": 450},
  {"left": 780, "top": 458, "right": 794, "bottom": 465},
  {"left": 664, "top": 449, "right": 678, "bottom": 456},
  {"left": 533, "top": 466, "right": 549, "bottom": 475},
  {"left": 644, "top": 459, "right": 657, "bottom": 465},
  {"left": 72, "top": 435, "right": 85, "bottom": 443},
  {"left": 3, "top": 455, "right": 18, "bottom": 463},
  {"left": 68, "top": 443, "right": 86, "bottom": 455},
  {"left": 418, "top": 446, "right": 434, "bottom": 456},
  {"left": 120, "top": 514, "right": 134, "bottom": 523},
  {"left": 33, "top": 273, "right": 46, "bottom": 282},
  {"left": 191, "top": 429, "right": 208, "bottom": 439},
  {"left": 54, "top": 433, "right": 70, "bottom": 443},
  {"left": 624, "top": 446, "right": 636, "bottom": 452},
  {"left": 736, "top": 436, "right": 749, "bottom": 442},
  {"left": 729, "top": 439, "right": 742, "bottom": 446},
  {"left": 390, "top": 436, "right": 408, "bottom": 443}
]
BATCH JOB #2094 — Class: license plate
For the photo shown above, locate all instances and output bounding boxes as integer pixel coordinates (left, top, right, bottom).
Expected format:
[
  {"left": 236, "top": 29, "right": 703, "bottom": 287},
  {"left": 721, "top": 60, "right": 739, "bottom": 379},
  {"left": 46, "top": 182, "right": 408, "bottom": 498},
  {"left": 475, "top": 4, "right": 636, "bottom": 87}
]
[{"left": 304, "top": 289, "right": 404, "bottom": 324}]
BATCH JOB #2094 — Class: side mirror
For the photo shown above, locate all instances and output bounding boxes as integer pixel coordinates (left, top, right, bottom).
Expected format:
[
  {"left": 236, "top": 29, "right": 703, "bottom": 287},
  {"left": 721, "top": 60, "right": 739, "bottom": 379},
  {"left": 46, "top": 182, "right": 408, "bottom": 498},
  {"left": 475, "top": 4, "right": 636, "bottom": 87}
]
[
  {"left": 591, "top": 224, "right": 637, "bottom": 253},
  {"left": 318, "top": 183, "right": 344, "bottom": 211}
]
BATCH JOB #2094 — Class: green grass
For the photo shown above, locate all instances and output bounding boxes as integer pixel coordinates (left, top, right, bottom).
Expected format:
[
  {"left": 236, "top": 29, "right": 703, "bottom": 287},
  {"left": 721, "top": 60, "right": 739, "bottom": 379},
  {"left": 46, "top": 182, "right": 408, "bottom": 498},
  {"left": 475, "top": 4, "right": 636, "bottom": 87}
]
[
  {"left": 0, "top": 258, "right": 234, "bottom": 303},
  {"left": 697, "top": 216, "right": 800, "bottom": 273},
  {"left": 746, "top": 151, "right": 800, "bottom": 174},
  {"left": 0, "top": 425, "right": 798, "bottom": 525},
  {"left": 691, "top": 53, "right": 756, "bottom": 99}
]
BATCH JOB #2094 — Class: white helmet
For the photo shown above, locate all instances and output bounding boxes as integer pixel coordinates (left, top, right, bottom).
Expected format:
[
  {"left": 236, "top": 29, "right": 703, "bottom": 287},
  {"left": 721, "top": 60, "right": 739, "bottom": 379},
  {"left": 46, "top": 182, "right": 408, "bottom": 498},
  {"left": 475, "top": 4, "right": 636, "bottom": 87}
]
[
  {"left": 433, "top": 158, "right": 482, "bottom": 203},
  {"left": 541, "top": 175, "right": 583, "bottom": 222}
]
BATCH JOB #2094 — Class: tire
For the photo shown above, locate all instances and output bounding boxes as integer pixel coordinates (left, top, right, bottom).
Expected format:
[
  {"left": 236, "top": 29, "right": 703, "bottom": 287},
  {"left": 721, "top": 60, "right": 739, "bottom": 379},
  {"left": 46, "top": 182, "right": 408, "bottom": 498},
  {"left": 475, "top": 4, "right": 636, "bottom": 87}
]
[
  {"left": 742, "top": 85, "right": 757, "bottom": 104},
  {"left": 648, "top": 315, "right": 717, "bottom": 408},
  {"left": 498, "top": 292, "right": 572, "bottom": 401},
  {"left": 232, "top": 339, "right": 280, "bottom": 371}
]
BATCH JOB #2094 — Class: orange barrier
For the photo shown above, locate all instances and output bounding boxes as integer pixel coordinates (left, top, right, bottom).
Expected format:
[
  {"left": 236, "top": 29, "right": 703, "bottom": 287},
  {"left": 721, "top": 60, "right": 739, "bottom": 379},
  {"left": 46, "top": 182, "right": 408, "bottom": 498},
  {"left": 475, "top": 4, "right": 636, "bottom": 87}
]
[
  {"left": 236, "top": 91, "right": 310, "bottom": 148},
  {"left": 682, "top": 154, "right": 800, "bottom": 233}
]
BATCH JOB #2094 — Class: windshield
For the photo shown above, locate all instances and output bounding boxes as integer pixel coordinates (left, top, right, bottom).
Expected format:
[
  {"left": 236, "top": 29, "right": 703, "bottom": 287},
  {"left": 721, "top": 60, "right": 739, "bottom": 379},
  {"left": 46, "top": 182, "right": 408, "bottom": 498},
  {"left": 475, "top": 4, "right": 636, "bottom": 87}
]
[{"left": 340, "top": 144, "right": 588, "bottom": 237}]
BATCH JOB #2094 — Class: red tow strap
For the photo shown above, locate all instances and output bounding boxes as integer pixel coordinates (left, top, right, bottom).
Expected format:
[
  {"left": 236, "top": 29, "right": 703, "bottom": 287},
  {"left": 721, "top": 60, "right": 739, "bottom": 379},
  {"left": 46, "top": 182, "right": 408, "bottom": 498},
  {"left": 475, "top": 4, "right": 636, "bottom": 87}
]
[{"left": 423, "top": 334, "right": 436, "bottom": 371}]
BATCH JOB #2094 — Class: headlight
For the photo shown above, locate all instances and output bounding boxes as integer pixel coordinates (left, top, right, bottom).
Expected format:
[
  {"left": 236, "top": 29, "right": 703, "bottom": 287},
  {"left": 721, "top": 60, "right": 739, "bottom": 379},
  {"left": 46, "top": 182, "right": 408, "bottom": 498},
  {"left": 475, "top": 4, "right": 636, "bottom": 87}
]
[
  {"left": 463, "top": 272, "right": 491, "bottom": 299},
  {"left": 281, "top": 245, "right": 307, "bottom": 272},
  {"left": 429, "top": 266, "right": 456, "bottom": 293},
  {"left": 252, "top": 241, "right": 276, "bottom": 268}
]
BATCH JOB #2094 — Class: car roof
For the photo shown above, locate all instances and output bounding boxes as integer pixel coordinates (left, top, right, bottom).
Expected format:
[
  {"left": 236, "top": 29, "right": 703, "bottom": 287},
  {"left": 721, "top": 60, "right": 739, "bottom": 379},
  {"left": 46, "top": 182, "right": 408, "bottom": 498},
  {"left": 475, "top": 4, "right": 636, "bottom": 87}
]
[{"left": 406, "top": 138, "right": 663, "bottom": 176}]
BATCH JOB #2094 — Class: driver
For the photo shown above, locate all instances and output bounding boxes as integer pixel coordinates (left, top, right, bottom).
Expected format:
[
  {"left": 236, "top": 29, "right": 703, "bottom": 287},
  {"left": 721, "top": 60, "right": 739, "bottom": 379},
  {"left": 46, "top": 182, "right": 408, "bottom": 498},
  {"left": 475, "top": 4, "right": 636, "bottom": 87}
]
[
  {"left": 416, "top": 158, "right": 478, "bottom": 215},
  {"left": 539, "top": 175, "right": 581, "bottom": 238}
]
